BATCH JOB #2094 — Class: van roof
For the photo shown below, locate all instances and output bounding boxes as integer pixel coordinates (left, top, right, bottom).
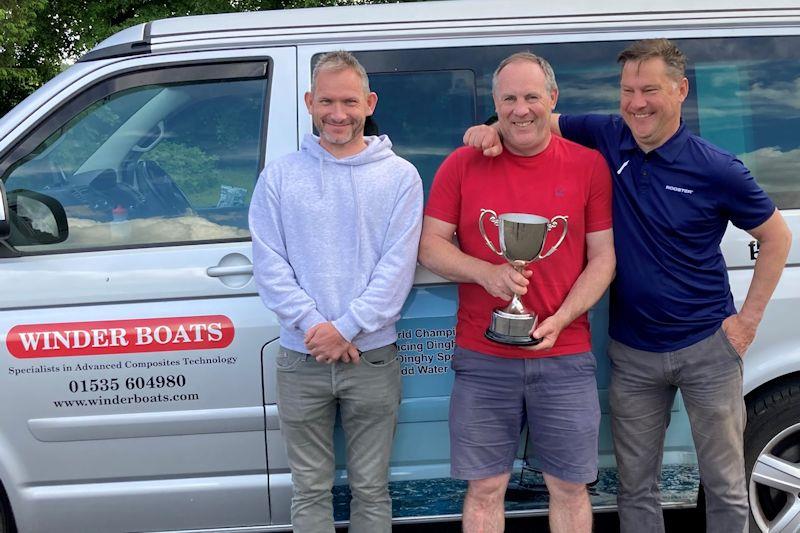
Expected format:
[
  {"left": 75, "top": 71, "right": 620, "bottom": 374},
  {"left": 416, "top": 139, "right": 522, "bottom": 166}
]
[{"left": 81, "top": 0, "right": 800, "bottom": 62}]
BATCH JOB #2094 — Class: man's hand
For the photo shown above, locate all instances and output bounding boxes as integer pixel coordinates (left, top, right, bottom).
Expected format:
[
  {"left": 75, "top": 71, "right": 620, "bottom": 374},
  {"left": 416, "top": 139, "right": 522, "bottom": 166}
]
[
  {"left": 721, "top": 314, "right": 757, "bottom": 357},
  {"left": 341, "top": 343, "right": 361, "bottom": 364},
  {"left": 305, "top": 322, "right": 357, "bottom": 364},
  {"left": 478, "top": 263, "right": 531, "bottom": 300},
  {"left": 526, "top": 314, "right": 568, "bottom": 351},
  {"left": 463, "top": 124, "right": 503, "bottom": 157}
]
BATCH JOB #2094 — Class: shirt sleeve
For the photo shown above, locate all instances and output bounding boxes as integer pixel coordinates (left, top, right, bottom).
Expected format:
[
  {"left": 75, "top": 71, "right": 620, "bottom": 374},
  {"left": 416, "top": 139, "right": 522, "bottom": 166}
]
[
  {"left": 249, "top": 166, "right": 327, "bottom": 333},
  {"left": 559, "top": 114, "right": 616, "bottom": 150},
  {"left": 424, "top": 148, "right": 464, "bottom": 225},
  {"left": 332, "top": 169, "right": 424, "bottom": 341},
  {"left": 722, "top": 157, "right": 776, "bottom": 230},
  {"left": 585, "top": 151, "right": 613, "bottom": 233}
]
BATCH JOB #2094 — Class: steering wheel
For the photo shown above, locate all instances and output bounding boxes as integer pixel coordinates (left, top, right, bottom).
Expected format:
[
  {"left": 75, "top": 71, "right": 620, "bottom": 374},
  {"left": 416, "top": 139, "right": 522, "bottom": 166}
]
[{"left": 133, "top": 160, "right": 193, "bottom": 217}]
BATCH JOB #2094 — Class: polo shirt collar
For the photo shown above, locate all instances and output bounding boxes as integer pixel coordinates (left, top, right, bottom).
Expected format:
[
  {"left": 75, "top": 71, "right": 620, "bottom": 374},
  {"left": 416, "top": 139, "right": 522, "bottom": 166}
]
[
  {"left": 619, "top": 120, "right": 690, "bottom": 163},
  {"left": 653, "top": 122, "right": 690, "bottom": 163},
  {"left": 620, "top": 129, "right": 638, "bottom": 152}
]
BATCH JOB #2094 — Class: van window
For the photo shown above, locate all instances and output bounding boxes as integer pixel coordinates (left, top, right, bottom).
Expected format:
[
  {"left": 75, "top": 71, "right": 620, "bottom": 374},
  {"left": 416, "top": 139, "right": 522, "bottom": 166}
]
[
  {"left": 2, "top": 63, "right": 269, "bottom": 252},
  {"left": 354, "top": 35, "right": 800, "bottom": 209},
  {"left": 684, "top": 36, "right": 800, "bottom": 210},
  {"left": 370, "top": 70, "right": 476, "bottom": 201}
]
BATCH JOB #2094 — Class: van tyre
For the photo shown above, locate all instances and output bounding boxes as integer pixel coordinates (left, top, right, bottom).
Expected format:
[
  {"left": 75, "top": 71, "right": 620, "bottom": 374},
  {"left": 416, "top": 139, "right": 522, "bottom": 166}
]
[
  {"left": 744, "top": 380, "right": 800, "bottom": 533},
  {"left": 0, "top": 493, "right": 11, "bottom": 533}
]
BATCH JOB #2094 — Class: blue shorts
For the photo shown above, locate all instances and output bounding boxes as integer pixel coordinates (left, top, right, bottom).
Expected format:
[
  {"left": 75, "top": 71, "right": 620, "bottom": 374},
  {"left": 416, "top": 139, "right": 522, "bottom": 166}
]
[{"left": 449, "top": 347, "right": 600, "bottom": 484}]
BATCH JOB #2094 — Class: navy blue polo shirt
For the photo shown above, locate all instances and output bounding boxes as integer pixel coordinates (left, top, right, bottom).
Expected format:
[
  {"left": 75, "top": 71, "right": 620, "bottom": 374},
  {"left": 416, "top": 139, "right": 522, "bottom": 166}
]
[{"left": 560, "top": 114, "right": 775, "bottom": 352}]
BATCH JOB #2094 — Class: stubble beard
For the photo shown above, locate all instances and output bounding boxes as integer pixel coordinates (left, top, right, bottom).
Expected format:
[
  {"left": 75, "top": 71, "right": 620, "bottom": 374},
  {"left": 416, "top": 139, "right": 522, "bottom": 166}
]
[{"left": 317, "top": 118, "right": 363, "bottom": 146}]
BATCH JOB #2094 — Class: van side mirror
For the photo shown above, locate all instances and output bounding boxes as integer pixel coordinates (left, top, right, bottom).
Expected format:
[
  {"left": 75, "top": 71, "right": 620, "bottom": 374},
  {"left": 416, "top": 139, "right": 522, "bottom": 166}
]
[{"left": 1, "top": 188, "right": 69, "bottom": 246}]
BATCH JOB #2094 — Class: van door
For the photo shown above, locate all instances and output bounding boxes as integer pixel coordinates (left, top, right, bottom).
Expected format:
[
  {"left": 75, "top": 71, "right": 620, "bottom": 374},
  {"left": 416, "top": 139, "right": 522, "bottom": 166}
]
[{"left": 0, "top": 47, "right": 295, "bottom": 533}]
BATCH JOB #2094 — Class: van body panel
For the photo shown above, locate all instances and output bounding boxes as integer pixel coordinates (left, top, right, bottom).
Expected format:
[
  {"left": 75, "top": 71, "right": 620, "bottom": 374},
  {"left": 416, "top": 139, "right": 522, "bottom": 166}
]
[
  {"left": 1, "top": 1, "right": 798, "bottom": 530},
  {"left": 124, "top": 1, "right": 800, "bottom": 49}
]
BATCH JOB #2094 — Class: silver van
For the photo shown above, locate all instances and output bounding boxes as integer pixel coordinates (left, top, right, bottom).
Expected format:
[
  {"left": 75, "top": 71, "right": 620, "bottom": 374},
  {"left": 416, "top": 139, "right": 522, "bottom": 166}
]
[{"left": 0, "top": 0, "right": 798, "bottom": 531}]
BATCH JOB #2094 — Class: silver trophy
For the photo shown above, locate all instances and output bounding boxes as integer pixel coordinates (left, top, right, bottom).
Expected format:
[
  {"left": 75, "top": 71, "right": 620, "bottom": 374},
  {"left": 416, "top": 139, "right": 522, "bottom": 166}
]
[{"left": 478, "top": 209, "right": 569, "bottom": 345}]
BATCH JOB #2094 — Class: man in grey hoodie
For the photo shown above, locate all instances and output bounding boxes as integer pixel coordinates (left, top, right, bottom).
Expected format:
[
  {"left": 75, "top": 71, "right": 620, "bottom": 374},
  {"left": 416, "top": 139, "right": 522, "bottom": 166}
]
[{"left": 249, "top": 51, "right": 423, "bottom": 533}]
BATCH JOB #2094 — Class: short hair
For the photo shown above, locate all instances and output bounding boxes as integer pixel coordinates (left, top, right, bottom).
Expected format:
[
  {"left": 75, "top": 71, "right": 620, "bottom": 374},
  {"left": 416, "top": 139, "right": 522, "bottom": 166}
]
[
  {"left": 617, "top": 39, "right": 687, "bottom": 81},
  {"left": 492, "top": 52, "right": 558, "bottom": 94},
  {"left": 310, "top": 50, "right": 370, "bottom": 94}
]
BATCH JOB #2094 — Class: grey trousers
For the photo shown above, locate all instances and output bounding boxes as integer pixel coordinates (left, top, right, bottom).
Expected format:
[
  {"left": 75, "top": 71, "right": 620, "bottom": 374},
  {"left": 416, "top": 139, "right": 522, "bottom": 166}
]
[
  {"left": 608, "top": 328, "right": 748, "bottom": 533},
  {"left": 276, "top": 344, "right": 401, "bottom": 533}
]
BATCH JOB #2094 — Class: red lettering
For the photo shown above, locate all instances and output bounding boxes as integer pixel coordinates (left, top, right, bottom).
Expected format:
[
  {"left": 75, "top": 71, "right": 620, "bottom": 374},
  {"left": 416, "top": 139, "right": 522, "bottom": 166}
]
[{"left": 6, "top": 316, "right": 234, "bottom": 358}]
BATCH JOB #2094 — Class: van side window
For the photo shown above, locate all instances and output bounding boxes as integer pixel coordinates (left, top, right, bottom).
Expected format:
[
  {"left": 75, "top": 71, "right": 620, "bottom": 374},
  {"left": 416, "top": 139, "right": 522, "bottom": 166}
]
[
  {"left": 351, "top": 43, "right": 627, "bottom": 195},
  {"left": 369, "top": 71, "right": 476, "bottom": 201},
  {"left": 1, "top": 63, "right": 268, "bottom": 252},
  {"left": 354, "top": 35, "right": 800, "bottom": 210},
  {"left": 683, "top": 36, "right": 800, "bottom": 209}
]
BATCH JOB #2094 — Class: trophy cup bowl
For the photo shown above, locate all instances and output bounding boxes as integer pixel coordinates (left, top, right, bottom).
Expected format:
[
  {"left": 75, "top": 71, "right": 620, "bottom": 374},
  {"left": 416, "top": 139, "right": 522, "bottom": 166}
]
[{"left": 478, "top": 209, "right": 569, "bottom": 346}]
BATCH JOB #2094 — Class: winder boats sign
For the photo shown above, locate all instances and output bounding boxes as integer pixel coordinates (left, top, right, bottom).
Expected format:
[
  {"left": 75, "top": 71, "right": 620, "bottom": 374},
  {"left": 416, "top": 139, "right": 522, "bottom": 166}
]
[{"left": 6, "top": 316, "right": 234, "bottom": 358}]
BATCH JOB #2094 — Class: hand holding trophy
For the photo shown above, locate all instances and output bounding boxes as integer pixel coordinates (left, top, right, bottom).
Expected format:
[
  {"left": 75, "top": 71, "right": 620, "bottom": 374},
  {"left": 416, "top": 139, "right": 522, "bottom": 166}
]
[{"left": 478, "top": 209, "right": 568, "bottom": 345}]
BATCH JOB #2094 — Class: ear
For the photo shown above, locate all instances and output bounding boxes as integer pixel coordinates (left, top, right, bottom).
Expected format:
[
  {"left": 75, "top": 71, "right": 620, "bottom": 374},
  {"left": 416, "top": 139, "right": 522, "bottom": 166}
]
[
  {"left": 304, "top": 91, "right": 314, "bottom": 114},
  {"left": 550, "top": 88, "right": 559, "bottom": 111},
  {"left": 678, "top": 77, "right": 689, "bottom": 102},
  {"left": 366, "top": 92, "right": 378, "bottom": 116}
]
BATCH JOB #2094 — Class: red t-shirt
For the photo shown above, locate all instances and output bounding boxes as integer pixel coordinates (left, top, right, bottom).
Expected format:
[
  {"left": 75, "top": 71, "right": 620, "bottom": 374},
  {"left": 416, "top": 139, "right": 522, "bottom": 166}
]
[{"left": 425, "top": 136, "right": 612, "bottom": 358}]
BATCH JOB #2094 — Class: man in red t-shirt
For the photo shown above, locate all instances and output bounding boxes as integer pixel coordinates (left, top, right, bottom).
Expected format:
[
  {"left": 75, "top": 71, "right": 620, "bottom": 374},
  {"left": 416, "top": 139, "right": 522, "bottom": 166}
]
[{"left": 418, "top": 52, "right": 615, "bottom": 533}]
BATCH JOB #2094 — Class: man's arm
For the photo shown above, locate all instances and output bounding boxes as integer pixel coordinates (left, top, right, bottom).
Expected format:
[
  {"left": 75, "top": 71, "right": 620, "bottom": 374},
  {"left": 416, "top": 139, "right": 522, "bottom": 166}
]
[
  {"left": 462, "top": 114, "right": 562, "bottom": 157},
  {"left": 418, "top": 215, "right": 531, "bottom": 300},
  {"left": 529, "top": 228, "right": 616, "bottom": 351},
  {"left": 722, "top": 209, "right": 792, "bottom": 355},
  {"left": 250, "top": 172, "right": 327, "bottom": 332}
]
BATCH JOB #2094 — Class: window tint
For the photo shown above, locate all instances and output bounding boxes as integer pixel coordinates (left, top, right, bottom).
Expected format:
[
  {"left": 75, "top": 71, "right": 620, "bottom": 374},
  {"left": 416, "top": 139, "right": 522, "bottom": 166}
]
[
  {"left": 353, "top": 43, "right": 630, "bottom": 196},
  {"left": 370, "top": 71, "right": 475, "bottom": 201},
  {"left": 355, "top": 35, "right": 800, "bottom": 209},
  {"left": 682, "top": 36, "right": 800, "bottom": 209},
  {"left": 3, "top": 70, "right": 267, "bottom": 252}
]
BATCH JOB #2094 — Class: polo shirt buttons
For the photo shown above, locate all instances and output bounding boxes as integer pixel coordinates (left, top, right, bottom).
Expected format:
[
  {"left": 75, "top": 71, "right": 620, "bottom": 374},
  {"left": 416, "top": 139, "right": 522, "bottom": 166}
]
[{"left": 642, "top": 170, "right": 648, "bottom": 176}]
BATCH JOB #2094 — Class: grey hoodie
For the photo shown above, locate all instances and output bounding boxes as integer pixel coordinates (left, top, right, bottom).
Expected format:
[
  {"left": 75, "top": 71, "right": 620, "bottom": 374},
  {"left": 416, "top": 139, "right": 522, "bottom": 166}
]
[{"left": 249, "top": 134, "right": 423, "bottom": 353}]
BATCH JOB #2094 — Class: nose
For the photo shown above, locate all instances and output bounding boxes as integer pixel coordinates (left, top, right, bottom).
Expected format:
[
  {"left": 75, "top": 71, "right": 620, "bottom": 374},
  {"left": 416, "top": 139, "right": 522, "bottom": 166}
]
[
  {"left": 513, "top": 101, "right": 530, "bottom": 117},
  {"left": 330, "top": 102, "right": 348, "bottom": 121},
  {"left": 629, "top": 90, "right": 647, "bottom": 109}
]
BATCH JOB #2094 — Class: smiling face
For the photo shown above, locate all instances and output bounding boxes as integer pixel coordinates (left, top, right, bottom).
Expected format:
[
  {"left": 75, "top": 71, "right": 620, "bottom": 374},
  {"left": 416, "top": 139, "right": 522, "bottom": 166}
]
[
  {"left": 620, "top": 57, "right": 688, "bottom": 153},
  {"left": 304, "top": 67, "right": 377, "bottom": 158},
  {"left": 493, "top": 60, "right": 558, "bottom": 157}
]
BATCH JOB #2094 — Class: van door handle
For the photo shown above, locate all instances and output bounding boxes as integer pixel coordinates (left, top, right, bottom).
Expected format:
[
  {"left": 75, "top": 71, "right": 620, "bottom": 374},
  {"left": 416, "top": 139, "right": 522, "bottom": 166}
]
[
  {"left": 206, "top": 253, "right": 253, "bottom": 289},
  {"left": 206, "top": 265, "right": 253, "bottom": 277}
]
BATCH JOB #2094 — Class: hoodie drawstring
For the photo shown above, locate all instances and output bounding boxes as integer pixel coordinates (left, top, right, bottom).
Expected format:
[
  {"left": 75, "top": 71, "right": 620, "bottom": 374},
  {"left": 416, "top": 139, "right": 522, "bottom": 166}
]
[
  {"left": 319, "top": 158, "right": 325, "bottom": 198},
  {"left": 350, "top": 165, "right": 361, "bottom": 269}
]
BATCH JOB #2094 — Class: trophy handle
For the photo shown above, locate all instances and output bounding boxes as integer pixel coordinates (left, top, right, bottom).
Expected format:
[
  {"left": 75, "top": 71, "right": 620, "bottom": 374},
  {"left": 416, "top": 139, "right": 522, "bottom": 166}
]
[
  {"left": 478, "top": 209, "right": 503, "bottom": 256},
  {"left": 538, "top": 215, "right": 569, "bottom": 259}
]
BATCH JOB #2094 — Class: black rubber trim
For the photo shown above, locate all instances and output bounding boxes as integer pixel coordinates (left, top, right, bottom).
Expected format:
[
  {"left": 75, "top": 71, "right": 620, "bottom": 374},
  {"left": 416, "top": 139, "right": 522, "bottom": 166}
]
[{"left": 78, "top": 22, "right": 152, "bottom": 62}]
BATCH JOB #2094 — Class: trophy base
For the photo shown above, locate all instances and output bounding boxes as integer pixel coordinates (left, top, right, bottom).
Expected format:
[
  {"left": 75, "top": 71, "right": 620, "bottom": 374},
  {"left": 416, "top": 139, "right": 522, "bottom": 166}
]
[
  {"left": 485, "top": 328, "right": 542, "bottom": 346},
  {"left": 484, "top": 309, "right": 541, "bottom": 346}
]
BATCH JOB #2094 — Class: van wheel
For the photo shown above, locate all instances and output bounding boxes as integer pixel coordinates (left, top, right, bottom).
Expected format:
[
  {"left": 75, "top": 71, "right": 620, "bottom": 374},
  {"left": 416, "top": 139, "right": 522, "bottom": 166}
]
[{"left": 745, "top": 380, "right": 800, "bottom": 532}]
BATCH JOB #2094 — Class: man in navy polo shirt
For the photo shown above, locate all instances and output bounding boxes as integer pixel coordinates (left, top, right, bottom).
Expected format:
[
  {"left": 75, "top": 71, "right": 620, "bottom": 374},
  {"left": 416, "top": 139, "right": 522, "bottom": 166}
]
[{"left": 463, "top": 39, "right": 792, "bottom": 533}]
